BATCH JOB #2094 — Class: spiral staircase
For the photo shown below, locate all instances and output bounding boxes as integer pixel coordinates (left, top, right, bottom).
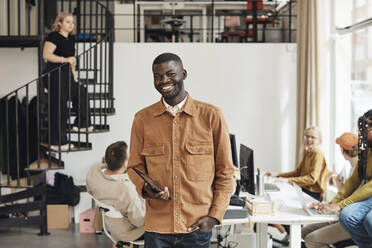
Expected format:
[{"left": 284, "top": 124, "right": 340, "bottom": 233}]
[{"left": 0, "top": 0, "right": 114, "bottom": 235}]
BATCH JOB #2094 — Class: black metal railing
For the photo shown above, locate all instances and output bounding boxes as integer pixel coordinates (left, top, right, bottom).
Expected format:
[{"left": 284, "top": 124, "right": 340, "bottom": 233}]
[
  {"left": 0, "top": 0, "right": 114, "bottom": 188},
  {"left": 113, "top": 0, "right": 296, "bottom": 43},
  {"left": 0, "top": 0, "right": 37, "bottom": 36}
]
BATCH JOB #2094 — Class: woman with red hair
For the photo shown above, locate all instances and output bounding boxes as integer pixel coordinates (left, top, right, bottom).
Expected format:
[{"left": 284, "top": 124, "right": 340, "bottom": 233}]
[{"left": 43, "top": 12, "right": 92, "bottom": 151}]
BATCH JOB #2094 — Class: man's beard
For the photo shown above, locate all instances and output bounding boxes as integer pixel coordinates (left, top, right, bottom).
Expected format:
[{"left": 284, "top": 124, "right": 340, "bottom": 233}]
[{"left": 157, "top": 80, "right": 184, "bottom": 100}]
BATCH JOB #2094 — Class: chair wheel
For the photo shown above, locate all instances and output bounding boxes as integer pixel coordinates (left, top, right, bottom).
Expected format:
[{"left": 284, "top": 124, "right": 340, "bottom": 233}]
[{"left": 116, "top": 241, "right": 130, "bottom": 248}]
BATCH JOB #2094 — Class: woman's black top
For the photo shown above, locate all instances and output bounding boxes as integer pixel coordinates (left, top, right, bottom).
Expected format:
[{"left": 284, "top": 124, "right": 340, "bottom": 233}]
[{"left": 45, "top": 31, "right": 75, "bottom": 58}]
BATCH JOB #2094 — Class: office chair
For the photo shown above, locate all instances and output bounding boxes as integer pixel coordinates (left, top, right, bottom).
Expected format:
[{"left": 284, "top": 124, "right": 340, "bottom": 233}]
[{"left": 90, "top": 195, "right": 144, "bottom": 248}]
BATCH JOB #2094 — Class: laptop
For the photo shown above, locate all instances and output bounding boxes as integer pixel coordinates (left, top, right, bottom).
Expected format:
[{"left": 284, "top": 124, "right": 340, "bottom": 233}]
[
  {"left": 264, "top": 183, "right": 280, "bottom": 192},
  {"left": 293, "top": 183, "right": 338, "bottom": 217}
]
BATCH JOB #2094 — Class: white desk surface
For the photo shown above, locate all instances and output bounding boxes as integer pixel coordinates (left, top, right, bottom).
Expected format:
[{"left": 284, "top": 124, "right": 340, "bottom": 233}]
[
  {"left": 222, "top": 216, "right": 249, "bottom": 225},
  {"left": 240, "top": 183, "right": 338, "bottom": 248},
  {"left": 242, "top": 183, "right": 338, "bottom": 224}
]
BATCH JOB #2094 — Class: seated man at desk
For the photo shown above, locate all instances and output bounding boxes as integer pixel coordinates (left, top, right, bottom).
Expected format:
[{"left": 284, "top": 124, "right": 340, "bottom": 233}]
[{"left": 86, "top": 141, "right": 145, "bottom": 243}]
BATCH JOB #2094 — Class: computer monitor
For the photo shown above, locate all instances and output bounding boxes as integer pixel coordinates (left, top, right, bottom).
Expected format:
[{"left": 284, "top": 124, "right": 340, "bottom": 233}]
[
  {"left": 240, "top": 144, "right": 255, "bottom": 195},
  {"left": 229, "top": 134, "right": 238, "bottom": 167},
  {"left": 230, "top": 134, "right": 240, "bottom": 196}
]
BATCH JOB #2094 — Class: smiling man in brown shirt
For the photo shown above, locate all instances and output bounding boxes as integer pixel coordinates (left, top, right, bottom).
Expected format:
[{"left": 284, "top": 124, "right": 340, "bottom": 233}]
[{"left": 127, "top": 53, "right": 234, "bottom": 248}]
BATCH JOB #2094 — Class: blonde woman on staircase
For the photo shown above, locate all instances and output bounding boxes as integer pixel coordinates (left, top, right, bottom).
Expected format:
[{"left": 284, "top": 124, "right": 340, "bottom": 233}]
[{"left": 43, "top": 12, "right": 92, "bottom": 151}]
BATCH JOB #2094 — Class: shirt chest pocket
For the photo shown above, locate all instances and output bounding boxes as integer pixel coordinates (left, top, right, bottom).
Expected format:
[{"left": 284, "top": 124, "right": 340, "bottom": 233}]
[
  {"left": 185, "top": 142, "right": 214, "bottom": 181},
  {"left": 141, "top": 144, "right": 167, "bottom": 177}
]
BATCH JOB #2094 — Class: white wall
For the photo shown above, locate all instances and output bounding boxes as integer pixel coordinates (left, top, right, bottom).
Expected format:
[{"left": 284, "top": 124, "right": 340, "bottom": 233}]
[
  {"left": 0, "top": 48, "right": 38, "bottom": 98},
  {"left": 61, "top": 43, "right": 297, "bottom": 183}
]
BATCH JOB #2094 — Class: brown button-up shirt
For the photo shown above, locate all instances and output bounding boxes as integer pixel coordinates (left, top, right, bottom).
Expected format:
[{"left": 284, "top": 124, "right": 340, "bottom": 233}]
[{"left": 128, "top": 95, "right": 234, "bottom": 234}]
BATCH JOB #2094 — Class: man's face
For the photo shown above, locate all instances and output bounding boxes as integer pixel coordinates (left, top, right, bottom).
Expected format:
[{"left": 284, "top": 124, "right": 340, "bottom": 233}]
[{"left": 153, "top": 60, "right": 186, "bottom": 100}]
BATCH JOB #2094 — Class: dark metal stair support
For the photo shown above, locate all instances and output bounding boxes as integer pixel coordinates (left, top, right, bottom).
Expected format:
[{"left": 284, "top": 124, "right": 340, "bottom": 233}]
[
  {"left": 38, "top": 0, "right": 45, "bottom": 76},
  {"left": 39, "top": 171, "right": 49, "bottom": 235},
  {"left": 15, "top": 91, "right": 20, "bottom": 186},
  {"left": 36, "top": 78, "right": 41, "bottom": 169},
  {"left": 5, "top": 99, "right": 10, "bottom": 185}
]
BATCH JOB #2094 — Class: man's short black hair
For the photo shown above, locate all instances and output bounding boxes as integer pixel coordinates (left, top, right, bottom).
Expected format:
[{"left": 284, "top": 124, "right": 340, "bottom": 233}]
[
  {"left": 105, "top": 141, "right": 128, "bottom": 171},
  {"left": 153, "top": 53, "right": 183, "bottom": 66}
]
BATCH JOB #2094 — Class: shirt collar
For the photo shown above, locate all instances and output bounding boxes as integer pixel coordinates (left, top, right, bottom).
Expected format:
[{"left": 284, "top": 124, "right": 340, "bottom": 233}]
[
  {"left": 153, "top": 92, "right": 194, "bottom": 116},
  {"left": 100, "top": 164, "right": 128, "bottom": 181},
  {"left": 162, "top": 94, "right": 188, "bottom": 111}
]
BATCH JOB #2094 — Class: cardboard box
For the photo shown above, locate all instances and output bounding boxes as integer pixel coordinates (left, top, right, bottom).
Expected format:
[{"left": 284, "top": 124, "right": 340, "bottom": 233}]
[
  {"left": 47, "top": 204, "right": 70, "bottom": 230},
  {"left": 79, "top": 208, "right": 96, "bottom": 233}
]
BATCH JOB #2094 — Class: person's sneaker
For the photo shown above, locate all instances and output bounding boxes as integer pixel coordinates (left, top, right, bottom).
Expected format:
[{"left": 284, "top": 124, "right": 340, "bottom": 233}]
[
  {"left": 280, "top": 234, "right": 290, "bottom": 246},
  {"left": 50, "top": 143, "right": 74, "bottom": 152},
  {"left": 72, "top": 126, "right": 94, "bottom": 132}
]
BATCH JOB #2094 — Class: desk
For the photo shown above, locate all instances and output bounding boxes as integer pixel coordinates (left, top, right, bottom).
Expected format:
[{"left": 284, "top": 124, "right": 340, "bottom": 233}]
[{"left": 246, "top": 183, "right": 338, "bottom": 248}]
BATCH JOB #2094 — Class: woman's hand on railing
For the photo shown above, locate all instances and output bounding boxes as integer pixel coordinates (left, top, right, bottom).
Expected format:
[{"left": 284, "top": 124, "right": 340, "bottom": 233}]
[{"left": 66, "top": 56, "right": 76, "bottom": 66}]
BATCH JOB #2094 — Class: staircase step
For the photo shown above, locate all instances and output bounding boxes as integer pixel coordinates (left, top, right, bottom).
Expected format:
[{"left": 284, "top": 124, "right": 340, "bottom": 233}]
[
  {"left": 40, "top": 141, "right": 92, "bottom": 152},
  {"left": 88, "top": 92, "right": 113, "bottom": 100},
  {"left": 68, "top": 107, "right": 115, "bottom": 116},
  {"left": 41, "top": 106, "right": 115, "bottom": 118},
  {"left": 88, "top": 92, "right": 111, "bottom": 99},
  {"left": 25, "top": 158, "right": 64, "bottom": 171},
  {"left": 0, "top": 201, "right": 44, "bottom": 215},
  {"left": 80, "top": 79, "right": 110, "bottom": 85},
  {"left": 68, "top": 124, "right": 110, "bottom": 134},
  {"left": 1, "top": 177, "right": 34, "bottom": 188},
  {"left": 78, "top": 68, "right": 100, "bottom": 72},
  {"left": 40, "top": 124, "right": 109, "bottom": 134},
  {"left": 0, "top": 216, "right": 42, "bottom": 227}
]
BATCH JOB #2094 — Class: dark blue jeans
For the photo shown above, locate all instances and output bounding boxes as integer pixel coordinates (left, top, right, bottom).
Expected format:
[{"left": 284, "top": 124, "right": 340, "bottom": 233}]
[{"left": 144, "top": 230, "right": 212, "bottom": 248}]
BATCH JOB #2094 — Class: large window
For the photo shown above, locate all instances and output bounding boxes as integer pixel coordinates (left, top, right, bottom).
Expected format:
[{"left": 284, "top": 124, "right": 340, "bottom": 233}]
[{"left": 333, "top": 0, "right": 372, "bottom": 173}]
